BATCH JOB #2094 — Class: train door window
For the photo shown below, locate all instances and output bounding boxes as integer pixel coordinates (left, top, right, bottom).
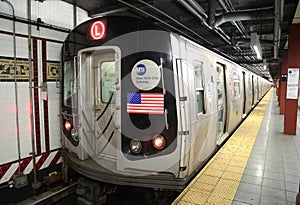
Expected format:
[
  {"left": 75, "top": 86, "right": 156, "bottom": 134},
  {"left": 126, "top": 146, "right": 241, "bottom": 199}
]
[
  {"left": 242, "top": 72, "right": 246, "bottom": 114},
  {"left": 63, "top": 60, "right": 76, "bottom": 107},
  {"left": 232, "top": 71, "right": 240, "bottom": 99},
  {"left": 194, "top": 61, "right": 205, "bottom": 114},
  {"left": 78, "top": 48, "right": 118, "bottom": 111},
  {"left": 100, "top": 61, "right": 116, "bottom": 103},
  {"left": 92, "top": 49, "right": 117, "bottom": 107},
  {"left": 216, "top": 63, "right": 227, "bottom": 139},
  {"left": 251, "top": 75, "right": 255, "bottom": 105},
  {"left": 248, "top": 75, "right": 252, "bottom": 94}
]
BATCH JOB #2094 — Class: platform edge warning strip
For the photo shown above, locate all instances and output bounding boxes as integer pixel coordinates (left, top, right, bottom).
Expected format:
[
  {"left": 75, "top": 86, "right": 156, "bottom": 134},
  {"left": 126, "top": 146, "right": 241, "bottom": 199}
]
[{"left": 172, "top": 89, "right": 272, "bottom": 205}]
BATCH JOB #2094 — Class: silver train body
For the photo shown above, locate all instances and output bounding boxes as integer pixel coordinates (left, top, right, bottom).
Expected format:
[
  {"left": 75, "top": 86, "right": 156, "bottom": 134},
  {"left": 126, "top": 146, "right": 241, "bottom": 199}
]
[{"left": 61, "top": 16, "right": 270, "bottom": 190}]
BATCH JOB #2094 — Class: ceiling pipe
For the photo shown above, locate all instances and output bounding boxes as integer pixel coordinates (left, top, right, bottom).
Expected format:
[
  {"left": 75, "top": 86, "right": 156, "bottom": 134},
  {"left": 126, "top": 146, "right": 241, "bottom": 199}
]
[
  {"left": 119, "top": 0, "right": 214, "bottom": 45},
  {"left": 178, "top": 0, "right": 255, "bottom": 63},
  {"left": 213, "top": 8, "right": 274, "bottom": 28},
  {"left": 274, "top": 0, "right": 284, "bottom": 59},
  {"left": 177, "top": 0, "right": 210, "bottom": 28},
  {"left": 208, "top": 0, "right": 215, "bottom": 27},
  {"left": 217, "top": 0, "right": 247, "bottom": 37},
  {"left": 177, "top": 0, "right": 231, "bottom": 45},
  {"left": 185, "top": 0, "right": 207, "bottom": 19}
]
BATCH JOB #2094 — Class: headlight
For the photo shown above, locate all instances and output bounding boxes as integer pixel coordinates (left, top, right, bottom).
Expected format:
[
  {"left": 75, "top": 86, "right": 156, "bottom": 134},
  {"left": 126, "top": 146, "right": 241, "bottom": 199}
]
[
  {"left": 130, "top": 139, "right": 142, "bottom": 154},
  {"left": 71, "top": 128, "right": 79, "bottom": 141}
]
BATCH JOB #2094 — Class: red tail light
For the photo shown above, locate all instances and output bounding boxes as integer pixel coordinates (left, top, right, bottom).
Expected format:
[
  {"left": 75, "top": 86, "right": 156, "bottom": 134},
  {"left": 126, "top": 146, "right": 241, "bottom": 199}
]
[
  {"left": 64, "top": 121, "right": 72, "bottom": 131},
  {"left": 152, "top": 135, "right": 166, "bottom": 150}
]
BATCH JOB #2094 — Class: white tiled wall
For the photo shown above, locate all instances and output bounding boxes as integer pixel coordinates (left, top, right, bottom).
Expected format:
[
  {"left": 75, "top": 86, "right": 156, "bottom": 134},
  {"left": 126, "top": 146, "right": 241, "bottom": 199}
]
[
  {"left": 0, "top": 0, "right": 90, "bottom": 41},
  {"left": 47, "top": 41, "right": 63, "bottom": 61},
  {"left": 0, "top": 82, "right": 32, "bottom": 164},
  {"left": 0, "top": 34, "right": 28, "bottom": 58},
  {"left": 33, "top": 1, "right": 74, "bottom": 29},
  {"left": 0, "top": 0, "right": 90, "bottom": 164},
  {"left": 77, "top": 6, "right": 91, "bottom": 26}
]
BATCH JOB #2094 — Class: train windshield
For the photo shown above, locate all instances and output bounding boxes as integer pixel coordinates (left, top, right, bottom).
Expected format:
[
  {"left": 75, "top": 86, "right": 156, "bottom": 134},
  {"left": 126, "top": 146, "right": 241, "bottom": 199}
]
[{"left": 63, "top": 60, "right": 77, "bottom": 107}]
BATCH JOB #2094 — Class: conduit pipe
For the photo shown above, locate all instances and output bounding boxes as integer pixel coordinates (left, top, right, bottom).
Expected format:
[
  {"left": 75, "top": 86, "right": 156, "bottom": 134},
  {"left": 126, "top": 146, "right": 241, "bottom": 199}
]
[
  {"left": 27, "top": 0, "right": 39, "bottom": 196},
  {"left": 73, "top": 1, "right": 77, "bottom": 27}
]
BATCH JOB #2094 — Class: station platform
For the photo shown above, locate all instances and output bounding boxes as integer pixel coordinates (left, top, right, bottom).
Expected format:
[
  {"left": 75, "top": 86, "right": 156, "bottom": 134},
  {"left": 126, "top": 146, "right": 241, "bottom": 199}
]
[{"left": 172, "top": 89, "right": 300, "bottom": 205}]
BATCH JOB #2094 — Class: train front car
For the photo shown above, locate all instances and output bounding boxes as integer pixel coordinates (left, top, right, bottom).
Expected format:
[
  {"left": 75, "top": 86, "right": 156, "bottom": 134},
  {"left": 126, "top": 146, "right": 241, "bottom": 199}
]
[{"left": 61, "top": 16, "right": 184, "bottom": 190}]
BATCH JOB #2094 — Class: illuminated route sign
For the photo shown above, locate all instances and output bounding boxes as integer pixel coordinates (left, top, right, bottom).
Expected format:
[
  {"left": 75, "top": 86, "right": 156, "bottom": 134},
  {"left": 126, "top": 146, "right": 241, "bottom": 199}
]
[{"left": 90, "top": 20, "right": 106, "bottom": 40}]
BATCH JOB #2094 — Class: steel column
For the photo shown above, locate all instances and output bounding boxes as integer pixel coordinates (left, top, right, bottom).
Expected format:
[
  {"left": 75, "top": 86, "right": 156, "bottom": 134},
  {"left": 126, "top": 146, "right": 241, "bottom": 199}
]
[{"left": 284, "top": 24, "right": 300, "bottom": 135}]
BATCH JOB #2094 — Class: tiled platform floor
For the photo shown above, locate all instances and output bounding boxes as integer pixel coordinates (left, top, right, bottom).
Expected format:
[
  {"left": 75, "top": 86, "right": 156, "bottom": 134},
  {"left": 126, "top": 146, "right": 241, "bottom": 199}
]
[
  {"left": 173, "top": 89, "right": 300, "bottom": 205},
  {"left": 233, "top": 91, "right": 300, "bottom": 205}
]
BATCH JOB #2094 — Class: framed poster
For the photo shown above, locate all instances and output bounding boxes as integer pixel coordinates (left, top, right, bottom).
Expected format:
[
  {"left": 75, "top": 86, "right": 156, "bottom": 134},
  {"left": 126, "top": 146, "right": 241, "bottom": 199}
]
[{"left": 286, "top": 68, "right": 299, "bottom": 99}]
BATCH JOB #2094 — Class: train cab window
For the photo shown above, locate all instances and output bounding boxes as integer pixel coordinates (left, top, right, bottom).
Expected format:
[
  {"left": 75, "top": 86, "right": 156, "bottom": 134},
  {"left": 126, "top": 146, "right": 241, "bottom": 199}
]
[
  {"left": 100, "top": 61, "right": 116, "bottom": 103},
  {"left": 233, "top": 71, "right": 240, "bottom": 99},
  {"left": 194, "top": 61, "right": 205, "bottom": 114},
  {"left": 63, "top": 60, "right": 76, "bottom": 107}
]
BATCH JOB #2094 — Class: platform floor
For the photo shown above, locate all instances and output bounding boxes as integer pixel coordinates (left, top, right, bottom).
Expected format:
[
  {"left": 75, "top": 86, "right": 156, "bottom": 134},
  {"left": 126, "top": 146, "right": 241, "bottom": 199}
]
[{"left": 172, "top": 89, "right": 300, "bottom": 205}]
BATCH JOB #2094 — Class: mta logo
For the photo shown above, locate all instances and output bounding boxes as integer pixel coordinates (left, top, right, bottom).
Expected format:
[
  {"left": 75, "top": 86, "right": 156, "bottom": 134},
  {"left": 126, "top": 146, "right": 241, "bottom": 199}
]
[{"left": 136, "top": 64, "right": 146, "bottom": 76}]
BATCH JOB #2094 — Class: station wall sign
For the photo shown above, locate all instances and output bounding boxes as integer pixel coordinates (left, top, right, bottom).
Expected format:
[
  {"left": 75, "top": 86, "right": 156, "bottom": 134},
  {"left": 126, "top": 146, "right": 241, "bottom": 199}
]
[{"left": 286, "top": 68, "right": 299, "bottom": 99}]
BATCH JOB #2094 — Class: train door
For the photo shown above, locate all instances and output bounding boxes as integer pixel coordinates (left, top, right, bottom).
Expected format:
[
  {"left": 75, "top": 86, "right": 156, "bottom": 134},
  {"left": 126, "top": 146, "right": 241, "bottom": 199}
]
[
  {"left": 77, "top": 46, "right": 121, "bottom": 159},
  {"left": 216, "top": 63, "right": 227, "bottom": 143},
  {"left": 242, "top": 71, "right": 246, "bottom": 117},
  {"left": 176, "top": 58, "right": 191, "bottom": 177}
]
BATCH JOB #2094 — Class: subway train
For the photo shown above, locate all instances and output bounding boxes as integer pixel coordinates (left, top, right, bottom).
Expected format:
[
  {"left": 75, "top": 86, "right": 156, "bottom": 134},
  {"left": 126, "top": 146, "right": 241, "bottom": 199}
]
[{"left": 60, "top": 15, "right": 270, "bottom": 199}]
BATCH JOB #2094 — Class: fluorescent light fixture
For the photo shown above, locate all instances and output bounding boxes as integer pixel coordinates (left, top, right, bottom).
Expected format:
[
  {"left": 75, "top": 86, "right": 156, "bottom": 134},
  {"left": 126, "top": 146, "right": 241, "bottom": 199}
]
[
  {"left": 263, "top": 59, "right": 267, "bottom": 70},
  {"left": 253, "top": 45, "right": 262, "bottom": 59},
  {"left": 263, "top": 64, "right": 267, "bottom": 70},
  {"left": 251, "top": 32, "right": 262, "bottom": 60}
]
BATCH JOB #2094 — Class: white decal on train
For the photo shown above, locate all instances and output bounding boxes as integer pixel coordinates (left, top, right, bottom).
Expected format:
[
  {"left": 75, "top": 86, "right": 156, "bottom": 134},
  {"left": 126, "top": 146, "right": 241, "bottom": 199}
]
[{"left": 131, "top": 59, "right": 161, "bottom": 90}]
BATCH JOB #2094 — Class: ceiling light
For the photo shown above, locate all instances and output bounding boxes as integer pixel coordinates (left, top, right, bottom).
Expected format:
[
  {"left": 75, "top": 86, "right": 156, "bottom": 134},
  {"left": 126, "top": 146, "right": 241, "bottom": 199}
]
[
  {"left": 251, "top": 32, "right": 262, "bottom": 60},
  {"left": 253, "top": 45, "right": 262, "bottom": 59},
  {"left": 263, "top": 59, "right": 267, "bottom": 71}
]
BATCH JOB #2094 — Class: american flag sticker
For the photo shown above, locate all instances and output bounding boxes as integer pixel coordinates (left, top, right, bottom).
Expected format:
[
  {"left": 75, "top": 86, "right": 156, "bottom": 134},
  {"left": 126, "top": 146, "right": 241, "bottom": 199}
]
[{"left": 127, "top": 93, "right": 164, "bottom": 114}]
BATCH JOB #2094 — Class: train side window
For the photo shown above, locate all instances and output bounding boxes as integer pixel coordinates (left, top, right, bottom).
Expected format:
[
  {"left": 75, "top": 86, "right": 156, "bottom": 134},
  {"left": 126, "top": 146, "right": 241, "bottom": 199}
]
[
  {"left": 194, "top": 61, "right": 205, "bottom": 114},
  {"left": 233, "top": 71, "right": 240, "bottom": 98}
]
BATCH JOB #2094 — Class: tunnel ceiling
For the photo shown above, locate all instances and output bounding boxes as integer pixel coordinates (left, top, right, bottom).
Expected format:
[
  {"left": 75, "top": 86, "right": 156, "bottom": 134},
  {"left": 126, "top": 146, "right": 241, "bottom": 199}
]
[{"left": 62, "top": 0, "right": 300, "bottom": 80}]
